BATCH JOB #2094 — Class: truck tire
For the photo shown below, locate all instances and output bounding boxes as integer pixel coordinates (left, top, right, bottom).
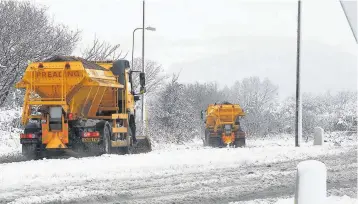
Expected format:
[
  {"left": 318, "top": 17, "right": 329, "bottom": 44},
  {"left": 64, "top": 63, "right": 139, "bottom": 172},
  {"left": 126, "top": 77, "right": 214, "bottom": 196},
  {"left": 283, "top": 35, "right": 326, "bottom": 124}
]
[
  {"left": 97, "top": 121, "right": 111, "bottom": 154},
  {"left": 204, "top": 130, "right": 210, "bottom": 146},
  {"left": 122, "top": 127, "right": 133, "bottom": 154},
  {"left": 103, "top": 124, "right": 112, "bottom": 154},
  {"left": 22, "top": 144, "right": 37, "bottom": 160},
  {"left": 22, "top": 123, "right": 41, "bottom": 160},
  {"left": 209, "top": 137, "right": 221, "bottom": 148},
  {"left": 235, "top": 137, "right": 246, "bottom": 148},
  {"left": 129, "top": 116, "right": 136, "bottom": 143}
]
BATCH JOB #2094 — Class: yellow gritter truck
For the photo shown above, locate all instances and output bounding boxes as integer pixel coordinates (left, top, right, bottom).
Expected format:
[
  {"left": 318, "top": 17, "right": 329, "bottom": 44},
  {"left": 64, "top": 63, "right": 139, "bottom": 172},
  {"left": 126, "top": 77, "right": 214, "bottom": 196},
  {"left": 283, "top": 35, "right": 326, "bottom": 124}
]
[
  {"left": 15, "top": 56, "right": 151, "bottom": 159},
  {"left": 201, "top": 102, "right": 246, "bottom": 147}
]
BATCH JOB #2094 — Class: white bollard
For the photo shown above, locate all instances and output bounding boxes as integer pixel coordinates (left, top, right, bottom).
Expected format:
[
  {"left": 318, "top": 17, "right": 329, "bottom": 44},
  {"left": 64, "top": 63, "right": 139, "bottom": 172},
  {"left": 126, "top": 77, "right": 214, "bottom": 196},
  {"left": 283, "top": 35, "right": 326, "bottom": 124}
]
[
  {"left": 294, "top": 160, "right": 327, "bottom": 204},
  {"left": 313, "top": 127, "right": 324, "bottom": 145}
]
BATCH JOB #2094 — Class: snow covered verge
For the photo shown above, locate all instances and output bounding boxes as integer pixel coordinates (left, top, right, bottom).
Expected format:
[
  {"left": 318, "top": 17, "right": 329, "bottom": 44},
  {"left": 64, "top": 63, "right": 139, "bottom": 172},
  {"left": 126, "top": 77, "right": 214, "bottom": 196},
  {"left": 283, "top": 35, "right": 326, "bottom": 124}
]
[
  {"left": 0, "top": 108, "right": 23, "bottom": 159},
  {"left": 151, "top": 130, "right": 357, "bottom": 151},
  {"left": 230, "top": 195, "right": 358, "bottom": 204},
  {"left": 0, "top": 108, "right": 356, "bottom": 203},
  {"left": 0, "top": 139, "right": 356, "bottom": 203},
  {"left": 0, "top": 107, "right": 356, "bottom": 156}
]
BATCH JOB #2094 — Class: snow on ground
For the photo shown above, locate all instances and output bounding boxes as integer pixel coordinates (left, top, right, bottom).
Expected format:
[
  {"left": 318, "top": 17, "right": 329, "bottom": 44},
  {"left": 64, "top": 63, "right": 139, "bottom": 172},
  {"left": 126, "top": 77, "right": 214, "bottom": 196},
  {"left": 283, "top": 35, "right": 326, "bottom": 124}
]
[
  {"left": 230, "top": 195, "right": 358, "bottom": 204},
  {"left": 246, "top": 132, "right": 357, "bottom": 148},
  {"left": 0, "top": 107, "right": 356, "bottom": 203},
  {"left": 0, "top": 136, "right": 356, "bottom": 203},
  {"left": 275, "top": 196, "right": 358, "bottom": 204},
  {"left": 0, "top": 139, "right": 349, "bottom": 187}
]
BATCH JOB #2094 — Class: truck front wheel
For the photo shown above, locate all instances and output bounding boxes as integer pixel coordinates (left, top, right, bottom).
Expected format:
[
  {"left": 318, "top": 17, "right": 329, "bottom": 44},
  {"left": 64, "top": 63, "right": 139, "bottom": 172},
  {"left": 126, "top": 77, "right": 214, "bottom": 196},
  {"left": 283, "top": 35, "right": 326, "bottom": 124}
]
[
  {"left": 97, "top": 121, "right": 112, "bottom": 155},
  {"left": 122, "top": 127, "right": 133, "bottom": 154}
]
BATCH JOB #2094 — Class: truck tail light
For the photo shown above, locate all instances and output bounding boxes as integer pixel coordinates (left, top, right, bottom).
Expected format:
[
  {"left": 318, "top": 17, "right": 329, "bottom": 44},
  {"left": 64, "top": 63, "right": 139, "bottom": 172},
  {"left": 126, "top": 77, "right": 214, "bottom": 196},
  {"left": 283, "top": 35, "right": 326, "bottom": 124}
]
[
  {"left": 68, "top": 113, "right": 73, "bottom": 120},
  {"left": 20, "top": 133, "right": 36, "bottom": 139},
  {"left": 82, "top": 131, "right": 100, "bottom": 137}
]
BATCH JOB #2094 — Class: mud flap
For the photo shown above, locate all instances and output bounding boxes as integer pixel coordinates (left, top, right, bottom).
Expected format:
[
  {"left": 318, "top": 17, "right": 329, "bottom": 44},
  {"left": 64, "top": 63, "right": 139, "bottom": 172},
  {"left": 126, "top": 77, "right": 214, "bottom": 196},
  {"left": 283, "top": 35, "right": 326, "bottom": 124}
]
[{"left": 46, "top": 134, "right": 67, "bottom": 149}]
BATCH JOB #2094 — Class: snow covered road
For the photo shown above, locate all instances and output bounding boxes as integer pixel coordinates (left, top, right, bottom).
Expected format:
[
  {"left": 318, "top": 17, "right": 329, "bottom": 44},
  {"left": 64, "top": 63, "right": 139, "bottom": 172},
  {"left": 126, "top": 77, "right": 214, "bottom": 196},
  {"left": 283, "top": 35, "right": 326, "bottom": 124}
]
[{"left": 0, "top": 137, "right": 356, "bottom": 204}]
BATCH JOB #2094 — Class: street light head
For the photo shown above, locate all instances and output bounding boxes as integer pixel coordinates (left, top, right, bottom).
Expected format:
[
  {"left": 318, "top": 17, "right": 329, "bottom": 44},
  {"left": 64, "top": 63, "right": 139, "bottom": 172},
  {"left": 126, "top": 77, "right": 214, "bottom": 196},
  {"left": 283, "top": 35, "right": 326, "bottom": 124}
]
[{"left": 146, "top": 26, "right": 156, "bottom": 31}]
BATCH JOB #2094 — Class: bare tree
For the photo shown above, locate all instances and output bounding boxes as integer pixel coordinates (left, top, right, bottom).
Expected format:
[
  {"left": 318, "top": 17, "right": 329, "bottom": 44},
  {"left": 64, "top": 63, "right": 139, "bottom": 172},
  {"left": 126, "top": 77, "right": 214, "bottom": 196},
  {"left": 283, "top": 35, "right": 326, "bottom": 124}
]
[
  {"left": 0, "top": 0, "right": 80, "bottom": 106},
  {"left": 131, "top": 57, "right": 168, "bottom": 95},
  {"left": 236, "top": 77, "right": 278, "bottom": 110},
  {"left": 231, "top": 77, "right": 279, "bottom": 136},
  {"left": 186, "top": 82, "right": 228, "bottom": 112},
  {"left": 146, "top": 73, "right": 198, "bottom": 144},
  {"left": 82, "top": 36, "right": 127, "bottom": 61}
]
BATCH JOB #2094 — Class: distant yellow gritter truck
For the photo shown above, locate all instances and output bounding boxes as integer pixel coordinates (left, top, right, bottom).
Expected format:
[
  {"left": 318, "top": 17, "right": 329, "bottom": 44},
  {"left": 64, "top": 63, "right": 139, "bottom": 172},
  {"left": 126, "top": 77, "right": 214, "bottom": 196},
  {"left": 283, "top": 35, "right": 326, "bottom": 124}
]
[
  {"left": 201, "top": 102, "right": 246, "bottom": 147},
  {"left": 15, "top": 56, "right": 151, "bottom": 159}
]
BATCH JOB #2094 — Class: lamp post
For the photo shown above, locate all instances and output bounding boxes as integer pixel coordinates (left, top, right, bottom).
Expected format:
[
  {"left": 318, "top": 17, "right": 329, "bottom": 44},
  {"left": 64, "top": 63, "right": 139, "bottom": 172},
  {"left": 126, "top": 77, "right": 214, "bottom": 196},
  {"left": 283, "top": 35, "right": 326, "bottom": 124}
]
[
  {"left": 295, "top": 0, "right": 302, "bottom": 147},
  {"left": 131, "top": 0, "right": 156, "bottom": 136},
  {"left": 131, "top": 26, "right": 155, "bottom": 136},
  {"left": 339, "top": 0, "right": 357, "bottom": 43},
  {"left": 131, "top": 26, "right": 156, "bottom": 69}
]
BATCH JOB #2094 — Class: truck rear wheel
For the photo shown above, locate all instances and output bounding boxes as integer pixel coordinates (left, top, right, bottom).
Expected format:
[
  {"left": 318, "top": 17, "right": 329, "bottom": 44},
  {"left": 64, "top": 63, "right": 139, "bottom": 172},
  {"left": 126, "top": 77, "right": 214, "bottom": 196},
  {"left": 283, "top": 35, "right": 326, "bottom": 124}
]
[
  {"left": 22, "top": 123, "right": 41, "bottom": 160},
  {"left": 208, "top": 137, "right": 221, "bottom": 147},
  {"left": 97, "top": 121, "right": 111, "bottom": 154},
  {"left": 22, "top": 144, "right": 38, "bottom": 160},
  {"left": 103, "top": 124, "right": 112, "bottom": 154},
  {"left": 204, "top": 130, "right": 210, "bottom": 146}
]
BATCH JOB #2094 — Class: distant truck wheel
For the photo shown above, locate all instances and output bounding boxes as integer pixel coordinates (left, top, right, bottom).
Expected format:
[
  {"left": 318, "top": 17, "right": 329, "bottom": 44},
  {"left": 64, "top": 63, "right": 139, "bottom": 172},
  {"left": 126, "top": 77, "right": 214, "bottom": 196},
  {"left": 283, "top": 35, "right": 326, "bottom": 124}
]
[
  {"left": 235, "top": 137, "right": 246, "bottom": 148},
  {"left": 22, "top": 144, "right": 37, "bottom": 160},
  {"left": 208, "top": 137, "right": 221, "bottom": 148},
  {"left": 204, "top": 130, "right": 210, "bottom": 147}
]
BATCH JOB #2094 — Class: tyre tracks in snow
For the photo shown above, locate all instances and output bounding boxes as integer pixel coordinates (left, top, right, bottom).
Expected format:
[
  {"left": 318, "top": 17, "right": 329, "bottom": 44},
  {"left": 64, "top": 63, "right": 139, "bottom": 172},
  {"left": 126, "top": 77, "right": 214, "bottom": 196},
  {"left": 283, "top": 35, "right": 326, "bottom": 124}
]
[{"left": 1, "top": 146, "right": 356, "bottom": 204}]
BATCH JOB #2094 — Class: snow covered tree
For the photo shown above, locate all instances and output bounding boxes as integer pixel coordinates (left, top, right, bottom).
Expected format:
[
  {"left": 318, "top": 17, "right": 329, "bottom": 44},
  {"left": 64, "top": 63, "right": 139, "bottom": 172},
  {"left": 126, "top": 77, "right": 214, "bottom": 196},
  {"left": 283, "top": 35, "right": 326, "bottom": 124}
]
[
  {"left": 185, "top": 82, "right": 228, "bottom": 112},
  {"left": 277, "top": 91, "right": 357, "bottom": 135},
  {"left": 230, "top": 77, "right": 279, "bottom": 136},
  {"left": 0, "top": 0, "right": 80, "bottom": 106},
  {"left": 301, "top": 91, "right": 357, "bottom": 133},
  {"left": 147, "top": 74, "right": 197, "bottom": 144}
]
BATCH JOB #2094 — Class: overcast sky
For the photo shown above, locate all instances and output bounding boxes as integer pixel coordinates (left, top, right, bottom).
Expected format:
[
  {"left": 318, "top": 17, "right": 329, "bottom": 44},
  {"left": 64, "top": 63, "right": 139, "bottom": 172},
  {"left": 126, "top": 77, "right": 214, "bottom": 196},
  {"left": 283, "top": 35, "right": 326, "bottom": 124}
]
[{"left": 28, "top": 0, "right": 357, "bottom": 98}]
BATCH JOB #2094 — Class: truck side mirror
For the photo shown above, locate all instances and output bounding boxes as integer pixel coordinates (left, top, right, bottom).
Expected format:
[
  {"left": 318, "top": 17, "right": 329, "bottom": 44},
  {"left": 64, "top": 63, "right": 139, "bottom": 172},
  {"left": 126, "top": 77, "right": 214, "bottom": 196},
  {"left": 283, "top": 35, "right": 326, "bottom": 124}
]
[
  {"left": 140, "top": 72, "right": 145, "bottom": 87},
  {"left": 140, "top": 86, "right": 146, "bottom": 94},
  {"left": 129, "top": 72, "right": 133, "bottom": 83},
  {"left": 200, "top": 110, "right": 204, "bottom": 120}
]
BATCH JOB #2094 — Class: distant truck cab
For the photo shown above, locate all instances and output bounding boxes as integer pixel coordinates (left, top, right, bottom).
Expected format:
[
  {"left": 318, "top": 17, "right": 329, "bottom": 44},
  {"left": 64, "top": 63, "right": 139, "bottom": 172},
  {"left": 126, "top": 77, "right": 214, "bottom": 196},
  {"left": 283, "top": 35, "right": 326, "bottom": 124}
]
[{"left": 201, "top": 102, "right": 246, "bottom": 147}]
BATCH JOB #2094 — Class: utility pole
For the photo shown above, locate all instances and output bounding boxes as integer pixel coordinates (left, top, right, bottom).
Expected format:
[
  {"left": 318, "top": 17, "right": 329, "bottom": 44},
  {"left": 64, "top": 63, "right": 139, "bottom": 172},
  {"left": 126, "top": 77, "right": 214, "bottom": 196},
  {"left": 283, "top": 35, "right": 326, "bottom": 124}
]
[
  {"left": 339, "top": 0, "right": 357, "bottom": 43},
  {"left": 141, "top": 0, "right": 146, "bottom": 136},
  {"left": 295, "top": 0, "right": 302, "bottom": 147}
]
